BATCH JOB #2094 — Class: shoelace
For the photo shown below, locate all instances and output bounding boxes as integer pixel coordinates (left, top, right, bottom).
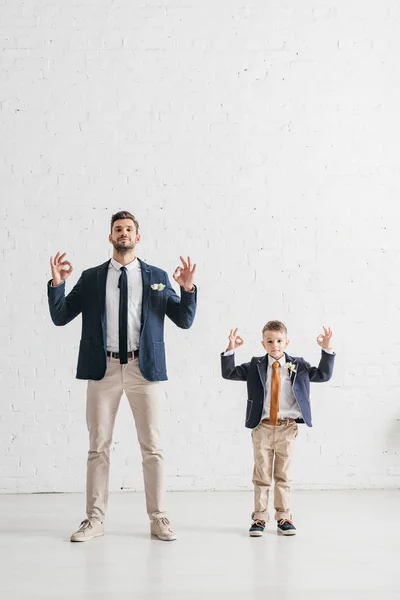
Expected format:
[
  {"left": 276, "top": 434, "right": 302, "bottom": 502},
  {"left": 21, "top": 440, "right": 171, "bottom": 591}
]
[
  {"left": 278, "top": 519, "right": 293, "bottom": 526},
  {"left": 78, "top": 519, "right": 93, "bottom": 532},
  {"left": 153, "top": 517, "right": 172, "bottom": 530},
  {"left": 252, "top": 520, "right": 265, "bottom": 527}
]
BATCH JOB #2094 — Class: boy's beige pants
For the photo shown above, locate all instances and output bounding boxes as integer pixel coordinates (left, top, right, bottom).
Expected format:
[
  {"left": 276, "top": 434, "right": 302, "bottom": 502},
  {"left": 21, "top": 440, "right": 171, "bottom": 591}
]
[
  {"left": 251, "top": 420, "right": 298, "bottom": 522},
  {"left": 85, "top": 356, "right": 164, "bottom": 523}
]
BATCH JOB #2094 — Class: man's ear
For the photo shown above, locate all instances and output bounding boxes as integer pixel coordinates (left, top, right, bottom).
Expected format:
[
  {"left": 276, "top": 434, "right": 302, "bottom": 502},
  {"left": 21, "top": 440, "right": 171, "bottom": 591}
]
[
  {"left": 108, "top": 233, "right": 112, "bottom": 244},
  {"left": 136, "top": 233, "right": 141, "bottom": 244}
]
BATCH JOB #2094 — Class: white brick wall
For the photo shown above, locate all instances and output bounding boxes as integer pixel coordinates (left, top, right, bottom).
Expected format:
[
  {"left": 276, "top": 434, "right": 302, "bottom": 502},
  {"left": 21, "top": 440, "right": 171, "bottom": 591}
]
[{"left": 1, "top": 0, "right": 400, "bottom": 492}]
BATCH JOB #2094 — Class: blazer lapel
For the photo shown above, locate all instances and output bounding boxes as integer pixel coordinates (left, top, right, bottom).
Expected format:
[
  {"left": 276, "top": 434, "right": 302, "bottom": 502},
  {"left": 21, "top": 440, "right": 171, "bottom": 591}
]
[
  {"left": 285, "top": 352, "right": 298, "bottom": 385},
  {"left": 138, "top": 258, "right": 151, "bottom": 328},
  {"left": 257, "top": 355, "right": 268, "bottom": 389},
  {"left": 97, "top": 260, "right": 111, "bottom": 344}
]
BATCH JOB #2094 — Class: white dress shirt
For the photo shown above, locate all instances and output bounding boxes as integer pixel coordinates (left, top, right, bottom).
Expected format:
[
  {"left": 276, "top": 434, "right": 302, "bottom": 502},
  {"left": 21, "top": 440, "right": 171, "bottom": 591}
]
[
  {"left": 106, "top": 257, "right": 143, "bottom": 352},
  {"left": 261, "top": 354, "right": 302, "bottom": 420}
]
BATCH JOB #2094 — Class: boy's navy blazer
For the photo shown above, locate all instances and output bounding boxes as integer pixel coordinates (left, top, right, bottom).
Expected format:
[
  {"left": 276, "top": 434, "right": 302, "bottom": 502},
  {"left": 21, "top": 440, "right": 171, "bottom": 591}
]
[
  {"left": 47, "top": 258, "right": 197, "bottom": 382},
  {"left": 221, "top": 350, "right": 335, "bottom": 428}
]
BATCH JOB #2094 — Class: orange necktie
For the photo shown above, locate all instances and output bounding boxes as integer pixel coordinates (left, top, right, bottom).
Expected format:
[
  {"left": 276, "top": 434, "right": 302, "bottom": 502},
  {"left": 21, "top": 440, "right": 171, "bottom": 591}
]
[{"left": 269, "top": 361, "right": 280, "bottom": 425}]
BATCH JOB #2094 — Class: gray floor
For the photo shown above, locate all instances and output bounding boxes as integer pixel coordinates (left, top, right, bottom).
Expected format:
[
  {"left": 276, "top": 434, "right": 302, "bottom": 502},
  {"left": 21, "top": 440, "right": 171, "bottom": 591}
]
[{"left": 0, "top": 490, "right": 398, "bottom": 600}]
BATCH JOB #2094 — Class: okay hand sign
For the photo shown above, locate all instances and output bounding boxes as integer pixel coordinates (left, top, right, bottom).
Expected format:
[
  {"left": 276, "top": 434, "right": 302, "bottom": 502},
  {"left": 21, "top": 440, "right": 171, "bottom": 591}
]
[
  {"left": 50, "top": 252, "right": 73, "bottom": 286},
  {"left": 173, "top": 256, "right": 196, "bottom": 292},
  {"left": 316, "top": 326, "right": 333, "bottom": 350},
  {"left": 226, "top": 328, "right": 244, "bottom": 352}
]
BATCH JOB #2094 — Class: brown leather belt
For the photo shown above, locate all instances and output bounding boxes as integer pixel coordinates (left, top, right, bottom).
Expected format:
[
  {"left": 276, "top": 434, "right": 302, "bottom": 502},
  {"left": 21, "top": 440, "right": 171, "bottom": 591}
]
[
  {"left": 261, "top": 418, "right": 296, "bottom": 426},
  {"left": 106, "top": 349, "right": 139, "bottom": 359}
]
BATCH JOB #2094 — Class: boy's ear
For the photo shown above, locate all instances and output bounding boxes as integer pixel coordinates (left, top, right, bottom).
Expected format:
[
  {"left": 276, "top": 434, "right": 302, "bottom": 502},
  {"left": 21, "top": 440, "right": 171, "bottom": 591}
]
[
  {"left": 285, "top": 338, "right": 290, "bottom": 348},
  {"left": 261, "top": 340, "right": 266, "bottom": 350}
]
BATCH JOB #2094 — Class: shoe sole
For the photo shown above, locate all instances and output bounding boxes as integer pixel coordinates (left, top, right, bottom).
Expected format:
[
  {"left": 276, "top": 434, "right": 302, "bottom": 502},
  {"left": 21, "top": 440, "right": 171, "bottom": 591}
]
[
  {"left": 249, "top": 531, "right": 264, "bottom": 537},
  {"left": 151, "top": 534, "right": 177, "bottom": 541},
  {"left": 70, "top": 532, "right": 104, "bottom": 543},
  {"left": 277, "top": 529, "right": 296, "bottom": 536}
]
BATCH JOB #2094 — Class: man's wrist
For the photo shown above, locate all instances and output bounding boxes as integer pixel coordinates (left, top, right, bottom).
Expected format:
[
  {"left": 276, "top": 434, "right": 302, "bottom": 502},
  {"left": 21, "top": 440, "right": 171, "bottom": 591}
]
[{"left": 182, "top": 285, "right": 195, "bottom": 293}]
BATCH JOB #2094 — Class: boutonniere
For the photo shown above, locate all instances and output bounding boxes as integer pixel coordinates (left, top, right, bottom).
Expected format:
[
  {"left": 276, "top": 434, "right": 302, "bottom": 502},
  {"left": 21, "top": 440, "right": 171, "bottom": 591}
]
[
  {"left": 151, "top": 283, "right": 166, "bottom": 291},
  {"left": 287, "top": 362, "right": 297, "bottom": 374}
]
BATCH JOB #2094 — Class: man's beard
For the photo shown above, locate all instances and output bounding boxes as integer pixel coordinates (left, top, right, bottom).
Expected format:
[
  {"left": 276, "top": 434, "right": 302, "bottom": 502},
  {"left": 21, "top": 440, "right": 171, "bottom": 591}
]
[{"left": 112, "top": 239, "right": 136, "bottom": 255}]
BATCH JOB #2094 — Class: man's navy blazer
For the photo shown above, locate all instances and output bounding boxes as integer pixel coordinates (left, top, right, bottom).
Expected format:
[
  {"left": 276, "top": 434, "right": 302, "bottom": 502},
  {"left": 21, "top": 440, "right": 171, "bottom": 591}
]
[
  {"left": 221, "top": 350, "right": 335, "bottom": 428},
  {"left": 48, "top": 258, "right": 197, "bottom": 382}
]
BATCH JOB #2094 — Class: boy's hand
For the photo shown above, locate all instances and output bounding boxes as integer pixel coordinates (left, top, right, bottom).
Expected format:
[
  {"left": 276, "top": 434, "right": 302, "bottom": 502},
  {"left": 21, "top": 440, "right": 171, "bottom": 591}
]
[
  {"left": 226, "top": 328, "right": 244, "bottom": 352},
  {"left": 317, "top": 326, "right": 333, "bottom": 350}
]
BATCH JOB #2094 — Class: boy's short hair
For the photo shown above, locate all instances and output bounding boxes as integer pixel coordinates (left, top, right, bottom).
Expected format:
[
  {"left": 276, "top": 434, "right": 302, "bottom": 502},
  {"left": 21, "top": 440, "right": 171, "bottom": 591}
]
[{"left": 262, "top": 320, "right": 288, "bottom": 337}]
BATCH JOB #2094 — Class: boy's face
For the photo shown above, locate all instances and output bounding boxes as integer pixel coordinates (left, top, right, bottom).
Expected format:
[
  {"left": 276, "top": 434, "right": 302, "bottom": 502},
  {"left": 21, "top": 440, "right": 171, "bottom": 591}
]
[{"left": 261, "top": 329, "right": 289, "bottom": 360}]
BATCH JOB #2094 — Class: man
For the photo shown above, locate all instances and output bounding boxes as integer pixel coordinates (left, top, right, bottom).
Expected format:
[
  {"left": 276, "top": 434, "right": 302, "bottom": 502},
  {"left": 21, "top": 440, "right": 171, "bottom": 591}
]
[{"left": 48, "top": 210, "right": 197, "bottom": 542}]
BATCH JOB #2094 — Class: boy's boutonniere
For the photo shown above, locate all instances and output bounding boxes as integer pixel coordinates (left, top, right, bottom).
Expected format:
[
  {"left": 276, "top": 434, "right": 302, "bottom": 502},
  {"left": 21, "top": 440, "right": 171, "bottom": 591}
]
[
  {"left": 287, "top": 362, "right": 297, "bottom": 374},
  {"left": 151, "top": 283, "right": 166, "bottom": 291}
]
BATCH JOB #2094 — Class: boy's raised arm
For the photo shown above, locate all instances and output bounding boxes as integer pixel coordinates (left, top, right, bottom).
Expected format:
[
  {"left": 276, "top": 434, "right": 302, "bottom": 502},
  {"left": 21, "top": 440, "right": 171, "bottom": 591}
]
[
  {"left": 305, "top": 326, "right": 335, "bottom": 383},
  {"left": 221, "top": 328, "right": 250, "bottom": 381}
]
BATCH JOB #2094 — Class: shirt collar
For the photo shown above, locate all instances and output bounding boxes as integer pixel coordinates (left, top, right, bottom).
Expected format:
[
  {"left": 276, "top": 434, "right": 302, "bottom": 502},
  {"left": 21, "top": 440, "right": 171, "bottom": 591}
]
[
  {"left": 268, "top": 354, "right": 286, "bottom": 367},
  {"left": 110, "top": 257, "right": 140, "bottom": 272}
]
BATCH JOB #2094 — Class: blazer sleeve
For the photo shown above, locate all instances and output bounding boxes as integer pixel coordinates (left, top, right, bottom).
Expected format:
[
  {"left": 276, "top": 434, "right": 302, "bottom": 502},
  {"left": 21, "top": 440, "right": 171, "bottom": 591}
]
[
  {"left": 47, "top": 275, "right": 84, "bottom": 326},
  {"left": 221, "top": 352, "right": 250, "bottom": 381},
  {"left": 165, "top": 278, "right": 197, "bottom": 330},
  {"left": 304, "top": 350, "right": 335, "bottom": 383}
]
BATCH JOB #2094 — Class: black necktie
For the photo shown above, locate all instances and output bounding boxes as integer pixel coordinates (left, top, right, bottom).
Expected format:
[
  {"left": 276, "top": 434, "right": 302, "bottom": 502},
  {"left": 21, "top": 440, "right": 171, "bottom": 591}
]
[{"left": 118, "top": 266, "right": 128, "bottom": 364}]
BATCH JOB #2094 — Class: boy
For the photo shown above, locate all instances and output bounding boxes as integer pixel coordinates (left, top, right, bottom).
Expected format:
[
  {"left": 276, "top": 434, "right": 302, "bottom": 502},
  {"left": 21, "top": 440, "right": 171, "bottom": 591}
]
[{"left": 221, "top": 321, "right": 335, "bottom": 536}]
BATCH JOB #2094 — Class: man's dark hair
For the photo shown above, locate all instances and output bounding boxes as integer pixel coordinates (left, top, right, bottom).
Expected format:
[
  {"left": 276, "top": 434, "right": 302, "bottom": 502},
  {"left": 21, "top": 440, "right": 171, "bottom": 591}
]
[{"left": 110, "top": 211, "right": 139, "bottom": 233}]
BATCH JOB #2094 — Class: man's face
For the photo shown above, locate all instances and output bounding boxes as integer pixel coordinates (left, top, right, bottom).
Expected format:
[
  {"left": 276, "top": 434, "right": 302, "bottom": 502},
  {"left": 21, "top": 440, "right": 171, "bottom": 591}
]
[
  {"left": 109, "top": 219, "right": 140, "bottom": 254},
  {"left": 261, "top": 329, "right": 289, "bottom": 360}
]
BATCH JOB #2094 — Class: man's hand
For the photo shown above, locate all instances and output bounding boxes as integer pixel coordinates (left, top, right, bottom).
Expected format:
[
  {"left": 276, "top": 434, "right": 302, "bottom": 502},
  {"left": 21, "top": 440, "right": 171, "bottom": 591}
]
[
  {"left": 226, "top": 328, "right": 244, "bottom": 352},
  {"left": 173, "top": 256, "right": 196, "bottom": 292},
  {"left": 317, "top": 326, "right": 333, "bottom": 350},
  {"left": 50, "top": 252, "right": 73, "bottom": 286}
]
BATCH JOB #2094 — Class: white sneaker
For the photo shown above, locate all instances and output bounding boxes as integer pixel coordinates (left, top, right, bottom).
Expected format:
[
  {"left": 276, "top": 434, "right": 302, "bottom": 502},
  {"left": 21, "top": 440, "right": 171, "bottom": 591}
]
[
  {"left": 150, "top": 517, "right": 177, "bottom": 541},
  {"left": 70, "top": 519, "right": 104, "bottom": 542}
]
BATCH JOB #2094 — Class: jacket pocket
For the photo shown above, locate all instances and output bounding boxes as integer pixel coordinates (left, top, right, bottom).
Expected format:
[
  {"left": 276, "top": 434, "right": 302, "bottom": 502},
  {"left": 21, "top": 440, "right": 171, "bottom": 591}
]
[
  {"left": 153, "top": 341, "right": 166, "bottom": 373},
  {"left": 245, "top": 399, "right": 253, "bottom": 423},
  {"left": 149, "top": 290, "right": 164, "bottom": 311},
  {"left": 78, "top": 339, "right": 95, "bottom": 371}
]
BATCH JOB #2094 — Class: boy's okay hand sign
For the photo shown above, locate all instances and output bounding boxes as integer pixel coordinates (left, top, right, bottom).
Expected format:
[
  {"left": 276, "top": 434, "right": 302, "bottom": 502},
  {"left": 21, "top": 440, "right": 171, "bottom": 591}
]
[
  {"left": 226, "top": 328, "right": 244, "bottom": 352},
  {"left": 317, "top": 326, "right": 333, "bottom": 350}
]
